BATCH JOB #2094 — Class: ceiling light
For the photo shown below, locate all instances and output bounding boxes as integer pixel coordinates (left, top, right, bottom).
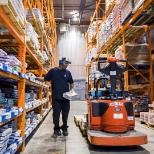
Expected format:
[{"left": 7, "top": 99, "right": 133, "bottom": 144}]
[
  {"left": 73, "top": 13, "right": 79, "bottom": 17},
  {"left": 69, "top": 10, "right": 78, "bottom": 15},
  {"left": 73, "top": 17, "right": 78, "bottom": 21}
]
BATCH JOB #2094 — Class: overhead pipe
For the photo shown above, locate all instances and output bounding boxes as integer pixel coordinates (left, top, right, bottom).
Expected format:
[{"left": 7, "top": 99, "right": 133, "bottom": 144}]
[{"left": 55, "top": 0, "right": 64, "bottom": 20}]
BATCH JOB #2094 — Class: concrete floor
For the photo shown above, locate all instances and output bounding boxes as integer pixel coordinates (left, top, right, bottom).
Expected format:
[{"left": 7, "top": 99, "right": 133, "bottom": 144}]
[{"left": 21, "top": 101, "right": 154, "bottom": 154}]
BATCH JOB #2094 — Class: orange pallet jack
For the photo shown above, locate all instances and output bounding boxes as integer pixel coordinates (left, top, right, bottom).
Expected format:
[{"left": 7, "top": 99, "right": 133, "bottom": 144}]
[{"left": 87, "top": 57, "right": 147, "bottom": 146}]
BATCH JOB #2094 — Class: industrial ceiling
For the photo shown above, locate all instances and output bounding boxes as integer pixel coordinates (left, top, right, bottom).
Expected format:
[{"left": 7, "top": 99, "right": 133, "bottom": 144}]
[{"left": 53, "top": 0, "right": 102, "bottom": 25}]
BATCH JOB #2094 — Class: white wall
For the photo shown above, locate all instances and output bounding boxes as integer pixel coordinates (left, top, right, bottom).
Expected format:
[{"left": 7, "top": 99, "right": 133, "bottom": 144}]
[{"left": 57, "top": 25, "right": 88, "bottom": 79}]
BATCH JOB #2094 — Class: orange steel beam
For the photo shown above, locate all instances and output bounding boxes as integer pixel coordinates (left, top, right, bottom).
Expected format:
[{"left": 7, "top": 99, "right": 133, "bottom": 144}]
[
  {"left": 35, "top": 0, "right": 43, "bottom": 15},
  {"left": 0, "top": 35, "right": 14, "bottom": 39},
  {"left": 90, "top": 0, "right": 101, "bottom": 26},
  {"left": 0, "top": 70, "right": 21, "bottom": 81},
  {"left": 122, "top": 28, "right": 128, "bottom": 91},
  {"left": 0, "top": 7, "right": 24, "bottom": 44},
  {"left": 0, "top": 43, "right": 19, "bottom": 47},
  {"left": 18, "top": 45, "right": 26, "bottom": 152},
  {"left": 148, "top": 27, "right": 154, "bottom": 102},
  {"left": 26, "top": 44, "right": 42, "bottom": 67}
]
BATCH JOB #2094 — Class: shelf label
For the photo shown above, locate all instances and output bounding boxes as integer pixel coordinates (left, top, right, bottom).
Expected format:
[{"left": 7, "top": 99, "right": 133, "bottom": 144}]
[
  {"left": 5, "top": 113, "right": 11, "bottom": 119},
  {"left": 110, "top": 71, "right": 116, "bottom": 75},
  {"left": 0, "top": 63, "right": 3, "bottom": 69},
  {"left": 128, "top": 116, "right": 134, "bottom": 120},
  {"left": 113, "top": 113, "right": 123, "bottom": 119}
]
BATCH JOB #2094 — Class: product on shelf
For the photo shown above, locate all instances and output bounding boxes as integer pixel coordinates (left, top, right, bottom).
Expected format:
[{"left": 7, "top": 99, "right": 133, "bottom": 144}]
[
  {"left": 106, "top": 13, "right": 113, "bottom": 42},
  {"left": 9, "top": 0, "right": 25, "bottom": 26},
  {"left": 26, "top": 22, "right": 40, "bottom": 51},
  {"left": 120, "top": 0, "right": 134, "bottom": 24},
  {"left": 126, "top": 43, "right": 149, "bottom": 66},
  {"left": 115, "top": 43, "right": 149, "bottom": 66},
  {"left": 0, "top": 49, "right": 22, "bottom": 73},
  {"left": 112, "top": 0, "right": 121, "bottom": 35},
  {"left": 25, "top": 111, "right": 42, "bottom": 138},
  {"left": 26, "top": 8, "right": 44, "bottom": 34},
  {"left": 0, "top": 127, "right": 12, "bottom": 153},
  {"left": 130, "top": 93, "right": 149, "bottom": 113},
  {"left": 132, "top": 0, "right": 146, "bottom": 14},
  {"left": 105, "top": 0, "right": 114, "bottom": 12}
]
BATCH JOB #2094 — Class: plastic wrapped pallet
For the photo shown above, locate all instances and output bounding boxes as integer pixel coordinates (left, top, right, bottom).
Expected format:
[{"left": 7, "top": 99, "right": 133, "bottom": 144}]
[
  {"left": 112, "top": 0, "right": 121, "bottom": 35},
  {"left": 125, "top": 43, "right": 149, "bottom": 66},
  {"left": 106, "top": 13, "right": 113, "bottom": 42},
  {"left": 98, "top": 21, "right": 107, "bottom": 48},
  {"left": 132, "top": 0, "right": 146, "bottom": 14},
  {"left": 120, "top": 0, "right": 134, "bottom": 24},
  {"left": 87, "top": 21, "right": 97, "bottom": 44}
]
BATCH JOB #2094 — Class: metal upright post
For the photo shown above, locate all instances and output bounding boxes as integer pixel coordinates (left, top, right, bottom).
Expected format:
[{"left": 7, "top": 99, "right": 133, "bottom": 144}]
[
  {"left": 122, "top": 28, "right": 128, "bottom": 91},
  {"left": 148, "top": 27, "right": 154, "bottom": 102},
  {"left": 18, "top": 45, "right": 26, "bottom": 151}
]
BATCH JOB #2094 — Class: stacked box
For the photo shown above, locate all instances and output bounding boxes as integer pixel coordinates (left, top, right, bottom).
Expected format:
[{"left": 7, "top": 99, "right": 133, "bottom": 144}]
[
  {"left": 140, "top": 112, "right": 146, "bottom": 122},
  {"left": 131, "top": 94, "right": 150, "bottom": 113},
  {"left": 0, "top": 128, "right": 12, "bottom": 153},
  {"left": 115, "top": 46, "right": 124, "bottom": 60},
  {"left": 105, "top": 0, "right": 114, "bottom": 12},
  {"left": 0, "top": 49, "right": 22, "bottom": 73},
  {"left": 132, "top": 0, "right": 146, "bottom": 14},
  {"left": 98, "top": 22, "right": 107, "bottom": 48},
  {"left": 120, "top": 0, "right": 134, "bottom": 24},
  {"left": 87, "top": 21, "right": 97, "bottom": 44},
  {"left": 10, "top": 0, "right": 25, "bottom": 25},
  {"left": 106, "top": 13, "right": 113, "bottom": 42},
  {"left": 26, "top": 8, "right": 44, "bottom": 29},
  {"left": 26, "top": 22, "right": 40, "bottom": 50},
  {"left": 148, "top": 113, "right": 154, "bottom": 124},
  {"left": 112, "top": 0, "right": 121, "bottom": 35}
]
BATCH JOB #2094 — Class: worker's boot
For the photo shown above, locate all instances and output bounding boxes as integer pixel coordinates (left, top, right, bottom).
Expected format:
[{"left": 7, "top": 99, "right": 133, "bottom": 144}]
[
  {"left": 52, "top": 130, "right": 61, "bottom": 138},
  {"left": 62, "top": 129, "right": 68, "bottom": 136}
]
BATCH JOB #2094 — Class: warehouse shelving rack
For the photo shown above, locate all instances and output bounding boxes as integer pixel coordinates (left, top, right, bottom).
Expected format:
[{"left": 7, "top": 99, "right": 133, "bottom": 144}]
[
  {"left": 0, "top": 0, "right": 56, "bottom": 152},
  {"left": 86, "top": 0, "right": 154, "bottom": 113}
]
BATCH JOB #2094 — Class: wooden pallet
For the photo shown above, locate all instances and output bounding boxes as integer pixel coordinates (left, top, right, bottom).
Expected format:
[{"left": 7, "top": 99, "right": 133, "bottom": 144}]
[
  {"left": 74, "top": 115, "right": 83, "bottom": 126},
  {"left": 140, "top": 121, "right": 154, "bottom": 130},
  {"left": 0, "top": 0, "right": 25, "bottom": 34},
  {"left": 74, "top": 115, "right": 88, "bottom": 136}
]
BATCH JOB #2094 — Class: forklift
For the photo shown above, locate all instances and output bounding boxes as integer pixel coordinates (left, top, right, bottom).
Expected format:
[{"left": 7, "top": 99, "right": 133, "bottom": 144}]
[{"left": 87, "top": 57, "right": 147, "bottom": 146}]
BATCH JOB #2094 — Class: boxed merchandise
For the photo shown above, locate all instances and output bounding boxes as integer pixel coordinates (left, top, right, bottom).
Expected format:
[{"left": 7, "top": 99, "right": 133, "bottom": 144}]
[{"left": 63, "top": 91, "right": 78, "bottom": 101}]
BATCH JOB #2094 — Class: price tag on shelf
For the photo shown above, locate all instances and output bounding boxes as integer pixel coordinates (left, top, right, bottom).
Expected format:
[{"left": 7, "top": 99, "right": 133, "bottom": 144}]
[
  {"left": 13, "top": 70, "right": 18, "bottom": 75},
  {"left": 5, "top": 112, "right": 11, "bottom": 119},
  {"left": 0, "top": 116, "right": 2, "bottom": 122},
  {"left": 0, "top": 63, "right": 3, "bottom": 70}
]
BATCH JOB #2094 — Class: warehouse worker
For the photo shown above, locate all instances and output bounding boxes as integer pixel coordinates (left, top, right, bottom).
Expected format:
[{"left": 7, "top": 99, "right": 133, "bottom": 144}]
[{"left": 36, "top": 57, "right": 74, "bottom": 138}]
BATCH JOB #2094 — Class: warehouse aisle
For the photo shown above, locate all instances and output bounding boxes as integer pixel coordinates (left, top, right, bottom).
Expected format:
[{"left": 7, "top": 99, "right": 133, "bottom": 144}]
[
  {"left": 21, "top": 101, "right": 90, "bottom": 154},
  {"left": 21, "top": 101, "right": 154, "bottom": 154}
]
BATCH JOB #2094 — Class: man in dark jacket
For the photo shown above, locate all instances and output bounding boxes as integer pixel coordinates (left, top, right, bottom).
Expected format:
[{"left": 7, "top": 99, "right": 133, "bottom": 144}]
[{"left": 37, "top": 57, "right": 74, "bottom": 137}]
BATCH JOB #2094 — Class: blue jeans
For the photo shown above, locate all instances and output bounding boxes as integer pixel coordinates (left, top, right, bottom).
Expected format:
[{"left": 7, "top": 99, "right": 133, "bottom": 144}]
[{"left": 52, "top": 99, "right": 70, "bottom": 131}]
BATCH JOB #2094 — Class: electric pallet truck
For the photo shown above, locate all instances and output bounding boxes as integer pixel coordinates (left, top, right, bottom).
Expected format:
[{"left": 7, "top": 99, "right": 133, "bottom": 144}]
[{"left": 87, "top": 57, "right": 147, "bottom": 146}]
